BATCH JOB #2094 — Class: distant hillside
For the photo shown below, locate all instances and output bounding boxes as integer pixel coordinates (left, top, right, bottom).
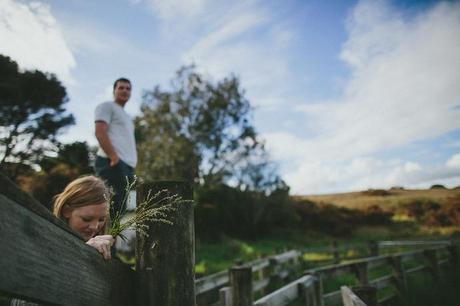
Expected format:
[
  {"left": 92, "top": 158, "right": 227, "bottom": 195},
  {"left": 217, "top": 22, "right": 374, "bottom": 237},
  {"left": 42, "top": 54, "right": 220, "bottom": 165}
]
[{"left": 294, "top": 188, "right": 460, "bottom": 210}]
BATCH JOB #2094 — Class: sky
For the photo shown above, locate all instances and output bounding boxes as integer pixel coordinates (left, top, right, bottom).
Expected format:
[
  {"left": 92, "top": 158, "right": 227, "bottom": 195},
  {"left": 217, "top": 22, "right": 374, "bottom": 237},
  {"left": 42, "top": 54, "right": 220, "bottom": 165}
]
[{"left": 1, "top": 0, "right": 460, "bottom": 195}]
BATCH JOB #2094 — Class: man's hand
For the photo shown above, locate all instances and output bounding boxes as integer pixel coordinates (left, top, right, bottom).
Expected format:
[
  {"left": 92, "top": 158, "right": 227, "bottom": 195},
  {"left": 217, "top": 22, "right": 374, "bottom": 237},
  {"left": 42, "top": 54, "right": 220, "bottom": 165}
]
[
  {"left": 109, "top": 155, "right": 120, "bottom": 166},
  {"left": 86, "top": 235, "right": 115, "bottom": 260}
]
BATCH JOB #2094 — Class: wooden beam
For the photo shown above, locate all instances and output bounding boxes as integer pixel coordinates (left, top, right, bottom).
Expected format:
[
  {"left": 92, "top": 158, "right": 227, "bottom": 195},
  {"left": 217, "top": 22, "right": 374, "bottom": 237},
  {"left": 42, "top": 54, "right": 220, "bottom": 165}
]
[
  {"left": 0, "top": 170, "right": 78, "bottom": 238},
  {"left": 219, "top": 287, "right": 232, "bottom": 306},
  {"left": 352, "top": 263, "right": 369, "bottom": 285},
  {"left": 423, "top": 249, "right": 440, "bottom": 280},
  {"left": 340, "top": 286, "right": 366, "bottom": 306},
  {"left": 0, "top": 195, "right": 135, "bottom": 306},
  {"left": 388, "top": 255, "right": 407, "bottom": 299},
  {"left": 229, "top": 265, "right": 252, "bottom": 306},
  {"left": 135, "top": 181, "right": 195, "bottom": 306}
]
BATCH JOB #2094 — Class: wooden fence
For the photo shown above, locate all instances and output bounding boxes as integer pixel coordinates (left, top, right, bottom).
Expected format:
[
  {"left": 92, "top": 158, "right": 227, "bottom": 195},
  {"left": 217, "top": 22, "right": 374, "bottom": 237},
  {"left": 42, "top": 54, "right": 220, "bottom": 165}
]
[
  {"left": 195, "top": 239, "right": 452, "bottom": 305},
  {"left": 215, "top": 242, "right": 458, "bottom": 306},
  {"left": 0, "top": 172, "right": 195, "bottom": 306}
]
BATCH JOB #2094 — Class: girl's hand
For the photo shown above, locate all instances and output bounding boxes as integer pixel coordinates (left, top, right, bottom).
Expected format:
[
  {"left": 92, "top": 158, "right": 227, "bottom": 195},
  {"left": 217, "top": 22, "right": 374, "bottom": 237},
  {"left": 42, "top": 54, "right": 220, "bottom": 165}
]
[{"left": 86, "top": 235, "right": 115, "bottom": 260}]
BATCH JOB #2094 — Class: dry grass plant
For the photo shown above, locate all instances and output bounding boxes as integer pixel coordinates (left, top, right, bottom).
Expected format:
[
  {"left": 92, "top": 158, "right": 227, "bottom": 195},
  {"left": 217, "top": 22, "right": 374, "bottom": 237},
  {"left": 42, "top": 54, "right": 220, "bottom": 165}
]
[{"left": 108, "top": 177, "right": 192, "bottom": 241}]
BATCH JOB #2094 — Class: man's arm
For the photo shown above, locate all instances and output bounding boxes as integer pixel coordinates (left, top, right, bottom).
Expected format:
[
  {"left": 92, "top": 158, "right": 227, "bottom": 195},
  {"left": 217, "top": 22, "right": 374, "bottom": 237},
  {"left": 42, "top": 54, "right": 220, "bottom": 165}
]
[{"left": 95, "top": 121, "right": 119, "bottom": 166}]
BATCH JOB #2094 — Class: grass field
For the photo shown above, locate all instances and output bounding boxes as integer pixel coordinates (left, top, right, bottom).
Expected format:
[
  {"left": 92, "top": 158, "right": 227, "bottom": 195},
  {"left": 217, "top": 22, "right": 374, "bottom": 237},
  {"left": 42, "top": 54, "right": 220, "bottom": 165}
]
[
  {"left": 296, "top": 187, "right": 460, "bottom": 210},
  {"left": 196, "top": 187, "right": 460, "bottom": 275}
]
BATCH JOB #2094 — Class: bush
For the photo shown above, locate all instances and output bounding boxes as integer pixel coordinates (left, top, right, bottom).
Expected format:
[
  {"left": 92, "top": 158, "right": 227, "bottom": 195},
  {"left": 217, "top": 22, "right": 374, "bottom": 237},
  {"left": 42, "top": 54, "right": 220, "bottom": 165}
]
[
  {"left": 292, "top": 200, "right": 394, "bottom": 237},
  {"left": 194, "top": 183, "right": 296, "bottom": 241},
  {"left": 292, "top": 200, "right": 356, "bottom": 236},
  {"left": 430, "top": 184, "right": 447, "bottom": 189},
  {"left": 401, "top": 196, "right": 460, "bottom": 226},
  {"left": 361, "top": 205, "right": 394, "bottom": 225},
  {"left": 361, "top": 189, "right": 392, "bottom": 196}
]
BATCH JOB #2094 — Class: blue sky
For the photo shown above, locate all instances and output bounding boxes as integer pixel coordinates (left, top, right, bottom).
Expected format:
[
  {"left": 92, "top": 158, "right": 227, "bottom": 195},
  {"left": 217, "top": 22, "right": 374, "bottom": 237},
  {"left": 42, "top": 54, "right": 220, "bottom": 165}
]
[{"left": 1, "top": 0, "right": 459, "bottom": 194}]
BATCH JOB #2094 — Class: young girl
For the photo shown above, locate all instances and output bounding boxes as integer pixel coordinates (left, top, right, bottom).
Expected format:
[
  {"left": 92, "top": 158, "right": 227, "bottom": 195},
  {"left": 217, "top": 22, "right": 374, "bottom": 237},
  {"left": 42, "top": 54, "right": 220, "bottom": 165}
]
[{"left": 53, "top": 175, "right": 114, "bottom": 260}]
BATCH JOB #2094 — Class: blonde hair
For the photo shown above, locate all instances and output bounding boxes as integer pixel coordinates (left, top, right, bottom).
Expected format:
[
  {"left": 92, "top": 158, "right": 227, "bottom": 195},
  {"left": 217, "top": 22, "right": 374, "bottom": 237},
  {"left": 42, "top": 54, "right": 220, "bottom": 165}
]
[{"left": 53, "top": 175, "right": 111, "bottom": 235}]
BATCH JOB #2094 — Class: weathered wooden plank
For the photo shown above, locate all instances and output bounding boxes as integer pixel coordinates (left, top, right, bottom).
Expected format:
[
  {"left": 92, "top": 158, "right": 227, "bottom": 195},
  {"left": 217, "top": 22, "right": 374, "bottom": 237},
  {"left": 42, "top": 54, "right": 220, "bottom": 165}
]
[
  {"left": 352, "top": 263, "right": 368, "bottom": 285},
  {"left": 271, "top": 250, "right": 301, "bottom": 265},
  {"left": 378, "top": 241, "right": 451, "bottom": 248},
  {"left": 229, "top": 266, "right": 252, "bottom": 306},
  {"left": 367, "top": 256, "right": 388, "bottom": 269},
  {"left": 340, "top": 286, "right": 366, "bottom": 306},
  {"left": 406, "top": 264, "right": 428, "bottom": 275},
  {"left": 0, "top": 171, "right": 78, "bottom": 238},
  {"left": 195, "top": 270, "right": 229, "bottom": 295},
  {"left": 423, "top": 249, "right": 440, "bottom": 280},
  {"left": 219, "top": 287, "right": 232, "bottom": 306},
  {"left": 306, "top": 263, "right": 354, "bottom": 280},
  {"left": 253, "top": 278, "right": 270, "bottom": 292},
  {"left": 252, "top": 259, "right": 270, "bottom": 272},
  {"left": 439, "top": 258, "right": 449, "bottom": 266},
  {"left": 253, "top": 275, "right": 314, "bottom": 306},
  {"left": 135, "top": 181, "right": 195, "bottom": 306},
  {"left": 0, "top": 195, "right": 135, "bottom": 306},
  {"left": 369, "top": 275, "right": 393, "bottom": 290}
]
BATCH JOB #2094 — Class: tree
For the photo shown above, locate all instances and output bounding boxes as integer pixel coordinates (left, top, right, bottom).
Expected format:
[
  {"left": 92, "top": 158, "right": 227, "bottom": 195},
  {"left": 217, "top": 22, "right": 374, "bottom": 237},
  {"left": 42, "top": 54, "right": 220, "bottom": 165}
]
[
  {"left": 136, "top": 65, "right": 284, "bottom": 193},
  {"left": 0, "top": 54, "right": 75, "bottom": 179},
  {"left": 18, "top": 141, "right": 93, "bottom": 209}
]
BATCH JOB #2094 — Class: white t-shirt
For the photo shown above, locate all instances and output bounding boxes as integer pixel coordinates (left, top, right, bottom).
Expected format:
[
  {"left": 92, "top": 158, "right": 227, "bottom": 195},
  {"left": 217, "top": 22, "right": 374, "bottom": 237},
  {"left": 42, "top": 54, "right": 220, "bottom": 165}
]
[{"left": 95, "top": 101, "right": 137, "bottom": 168}]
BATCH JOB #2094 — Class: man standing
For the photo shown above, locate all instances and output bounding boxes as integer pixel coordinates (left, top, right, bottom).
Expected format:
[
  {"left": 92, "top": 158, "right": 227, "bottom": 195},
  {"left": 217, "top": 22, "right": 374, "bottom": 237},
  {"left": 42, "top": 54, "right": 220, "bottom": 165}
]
[{"left": 94, "top": 78, "right": 137, "bottom": 220}]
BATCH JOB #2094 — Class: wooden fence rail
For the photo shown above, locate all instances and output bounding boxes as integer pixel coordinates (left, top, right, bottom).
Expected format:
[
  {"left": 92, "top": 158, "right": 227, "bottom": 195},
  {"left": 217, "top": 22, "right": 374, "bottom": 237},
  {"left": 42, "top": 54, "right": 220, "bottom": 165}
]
[{"left": 340, "top": 286, "right": 367, "bottom": 306}]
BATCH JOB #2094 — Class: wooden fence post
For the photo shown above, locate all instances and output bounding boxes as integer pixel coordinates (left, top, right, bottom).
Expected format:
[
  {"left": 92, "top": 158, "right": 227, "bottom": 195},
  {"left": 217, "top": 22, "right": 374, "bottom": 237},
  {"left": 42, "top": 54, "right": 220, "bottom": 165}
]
[
  {"left": 268, "top": 257, "right": 281, "bottom": 289},
  {"left": 367, "top": 241, "right": 379, "bottom": 257},
  {"left": 229, "top": 265, "right": 252, "bottom": 306},
  {"left": 331, "top": 241, "right": 340, "bottom": 264},
  {"left": 423, "top": 249, "right": 440, "bottom": 280},
  {"left": 388, "top": 255, "right": 407, "bottom": 300},
  {"left": 298, "top": 281, "right": 315, "bottom": 306},
  {"left": 306, "top": 272, "right": 324, "bottom": 306},
  {"left": 351, "top": 286, "right": 377, "bottom": 306},
  {"left": 135, "top": 181, "right": 195, "bottom": 306},
  {"left": 352, "top": 262, "right": 369, "bottom": 285},
  {"left": 219, "top": 287, "right": 232, "bottom": 306},
  {"left": 298, "top": 274, "right": 322, "bottom": 306},
  {"left": 447, "top": 244, "right": 459, "bottom": 267}
]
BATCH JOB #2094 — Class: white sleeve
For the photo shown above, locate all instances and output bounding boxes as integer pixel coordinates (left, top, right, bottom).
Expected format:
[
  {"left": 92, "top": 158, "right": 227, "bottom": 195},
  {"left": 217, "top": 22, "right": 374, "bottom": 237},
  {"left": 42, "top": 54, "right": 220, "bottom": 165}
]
[{"left": 95, "top": 103, "right": 112, "bottom": 124}]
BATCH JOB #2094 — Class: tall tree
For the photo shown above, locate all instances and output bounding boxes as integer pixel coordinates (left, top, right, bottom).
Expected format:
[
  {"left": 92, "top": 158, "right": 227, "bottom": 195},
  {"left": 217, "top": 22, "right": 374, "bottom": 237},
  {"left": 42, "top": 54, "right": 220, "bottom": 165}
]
[
  {"left": 136, "top": 65, "right": 284, "bottom": 193},
  {"left": 18, "top": 141, "right": 94, "bottom": 209},
  {"left": 0, "top": 55, "right": 74, "bottom": 179}
]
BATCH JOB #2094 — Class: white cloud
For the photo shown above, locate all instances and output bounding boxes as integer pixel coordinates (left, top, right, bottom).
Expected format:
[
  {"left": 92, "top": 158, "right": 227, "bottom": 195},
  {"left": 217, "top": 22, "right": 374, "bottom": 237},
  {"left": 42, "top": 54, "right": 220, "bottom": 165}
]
[
  {"left": 144, "top": 0, "right": 209, "bottom": 20},
  {"left": 0, "top": 0, "right": 76, "bottom": 84},
  {"left": 267, "top": 0, "right": 460, "bottom": 194},
  {"left": 137, "top": 1, "right": 296, "bottom": 108},
  {"left": 281, "top": 153, "right": 460, "bottom": 195},
  {"left": 447, "top": 153, "right": 460, "bottom": 168}
]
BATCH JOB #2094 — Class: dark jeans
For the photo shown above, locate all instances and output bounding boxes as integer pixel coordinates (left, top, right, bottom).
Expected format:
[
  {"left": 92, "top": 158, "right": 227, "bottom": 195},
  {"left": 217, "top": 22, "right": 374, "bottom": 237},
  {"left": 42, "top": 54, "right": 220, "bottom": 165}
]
[{"left": 95, "top": 156, "right": 135, "bottom": 220}]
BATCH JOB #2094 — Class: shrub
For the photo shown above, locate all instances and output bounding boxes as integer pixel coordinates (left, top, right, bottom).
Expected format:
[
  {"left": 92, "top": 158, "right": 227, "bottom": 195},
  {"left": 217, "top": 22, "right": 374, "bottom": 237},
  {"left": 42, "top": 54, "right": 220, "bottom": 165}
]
[
  {"left": 361, "top": 205, "right": 393, "bottom": 225},
  {"left": 291, "top": 199, "right": 396, "bottom": 237},
  {"left": 401, "top": 196, "right": 460, "bottom": 226},
  {"left": 361, "top": 189, "right": 392, "bottom": 196},
  {"left": 194, "top": 183, "right": 296, "bottom": 241}
]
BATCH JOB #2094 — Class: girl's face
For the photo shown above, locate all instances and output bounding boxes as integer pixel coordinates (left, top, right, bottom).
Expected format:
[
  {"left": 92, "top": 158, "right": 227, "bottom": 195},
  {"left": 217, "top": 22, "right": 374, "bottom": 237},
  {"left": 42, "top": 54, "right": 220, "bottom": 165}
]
[{"left": 63, "top": 203, "right": 108, "bottom": 241}]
